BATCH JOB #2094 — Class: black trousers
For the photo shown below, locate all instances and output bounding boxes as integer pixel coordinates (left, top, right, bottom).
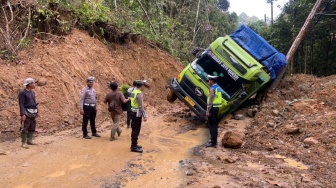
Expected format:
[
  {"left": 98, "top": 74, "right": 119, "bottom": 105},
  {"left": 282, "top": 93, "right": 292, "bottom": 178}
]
[
  {"left": 82, "top": 106, "right": 97, "bottom": 136},
  {"left": 127, "top": 110, "right": 132, "bottom": 126},
  {"left": 131, "top": 112, "right": 142, "bottom": 147},
  {"left": 208, "top": 107, "right": 219, "bottom": 145}
]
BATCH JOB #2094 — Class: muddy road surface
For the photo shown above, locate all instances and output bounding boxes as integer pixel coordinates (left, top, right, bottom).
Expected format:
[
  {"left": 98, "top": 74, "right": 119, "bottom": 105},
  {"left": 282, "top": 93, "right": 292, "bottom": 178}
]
[{"left": 0, "top": 110, "right": 209, "bottom": 188}]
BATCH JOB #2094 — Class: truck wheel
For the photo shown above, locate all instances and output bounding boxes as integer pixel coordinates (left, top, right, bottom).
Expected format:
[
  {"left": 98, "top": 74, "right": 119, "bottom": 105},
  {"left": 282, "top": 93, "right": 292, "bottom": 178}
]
[{"left": 167, "top": 89, "right": 177, "bottom": 103}]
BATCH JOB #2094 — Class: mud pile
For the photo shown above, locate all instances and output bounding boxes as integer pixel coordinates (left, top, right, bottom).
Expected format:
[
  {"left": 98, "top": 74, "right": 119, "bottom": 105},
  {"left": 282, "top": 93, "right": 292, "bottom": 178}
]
[
  {"left": 243, "top": 74, "right": 336, "bottom": 187},
  {"left": 0, "top": 29, "right": 183, "bottom": 140}
]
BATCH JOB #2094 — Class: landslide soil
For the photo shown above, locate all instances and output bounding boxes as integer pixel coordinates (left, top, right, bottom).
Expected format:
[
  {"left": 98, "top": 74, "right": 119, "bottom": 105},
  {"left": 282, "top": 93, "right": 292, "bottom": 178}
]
[{"left": 0, "top": 29, "right": 335, "bottom": 188}]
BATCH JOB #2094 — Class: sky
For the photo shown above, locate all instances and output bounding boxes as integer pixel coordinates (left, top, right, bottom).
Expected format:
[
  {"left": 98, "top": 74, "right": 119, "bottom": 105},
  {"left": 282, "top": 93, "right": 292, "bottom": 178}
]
[{"left": 229, "top": 0, "right": 290, "bottom": 19}]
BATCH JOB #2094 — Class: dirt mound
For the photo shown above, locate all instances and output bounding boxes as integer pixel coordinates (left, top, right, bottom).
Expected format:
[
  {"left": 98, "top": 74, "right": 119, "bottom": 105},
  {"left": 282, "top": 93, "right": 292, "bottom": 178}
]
[
  {"left": 244, "top": 74, "right": 336, "bottom": 187},
  {"left": 0, "top": 29, "right": 183, "bottom": 140}
]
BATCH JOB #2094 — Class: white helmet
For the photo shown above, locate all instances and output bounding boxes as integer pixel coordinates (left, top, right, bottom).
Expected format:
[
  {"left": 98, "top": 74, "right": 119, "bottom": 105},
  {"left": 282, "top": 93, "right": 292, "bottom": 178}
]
[{"left": 23, "top": 78, "right": 35, "bottom": 87}]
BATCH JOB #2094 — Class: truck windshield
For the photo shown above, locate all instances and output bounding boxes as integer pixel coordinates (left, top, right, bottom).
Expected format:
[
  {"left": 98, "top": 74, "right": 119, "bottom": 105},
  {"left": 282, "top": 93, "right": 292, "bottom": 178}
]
[{"left": 191, "top": 53, "right": 242, "bottom": 100}]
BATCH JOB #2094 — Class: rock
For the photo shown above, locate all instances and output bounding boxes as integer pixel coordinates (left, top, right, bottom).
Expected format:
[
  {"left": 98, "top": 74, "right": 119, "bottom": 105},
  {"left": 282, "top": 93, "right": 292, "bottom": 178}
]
[
  {"left": 0, "top": 150, "right": 7, "bottom": 155},
  {"left": 246, "top": 109, "right": 254, "bottom": 117},
  {"left": 252, "top": 108, "right": 258, "bottom": 113},
  {"left": 68, "top": 117, "right": 75, "bottom": 125},
  {"left": 224, "top": 157, "right": 237, "bottom": 163},
  {"left": 234, "top": 114, "right": 244, "bottom": 120},
  {"left": 22, "top": 162, "right": 29, "bottom": 167},
  {"left": 266, "top": 122, "right": 275, "bottom": 128},
  {"left": 36, "top": 79, "right": 47, "bottom": 86},
  {"left": 303, "top": 137, "right": 318, "bottom": 145},
  {"left": 185, "top": 171, "right": 194, "bottom": 176},
  {"left": 285, "top": 125, "right": 300, "bottom": 134},
  {"left": 222, "top": 131, "right": 243, "bottom": 149},
  {"left": 213, "top": 186, "right": 221, "bottom": 188},
  {"left": 271, "top": 109, "right": 279, "bottom": 116}
]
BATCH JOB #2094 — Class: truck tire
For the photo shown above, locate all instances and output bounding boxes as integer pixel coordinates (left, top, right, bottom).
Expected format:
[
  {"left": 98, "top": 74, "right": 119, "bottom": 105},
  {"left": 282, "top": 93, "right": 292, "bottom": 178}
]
[{"left": 167, "top": 89, "right": 177, "bottom": 103}]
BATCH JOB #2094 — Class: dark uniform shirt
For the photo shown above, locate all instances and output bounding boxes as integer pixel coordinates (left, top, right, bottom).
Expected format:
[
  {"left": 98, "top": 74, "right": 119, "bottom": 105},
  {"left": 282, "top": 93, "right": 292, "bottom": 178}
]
[{"left": 18, "top": 89, "right": 37, "bottom": 116}]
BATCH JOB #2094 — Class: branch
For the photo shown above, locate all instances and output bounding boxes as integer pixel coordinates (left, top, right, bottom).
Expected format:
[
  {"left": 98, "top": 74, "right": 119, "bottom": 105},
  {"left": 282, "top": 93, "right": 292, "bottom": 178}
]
[
  {"left": 7, "top": 0, "right": 14, "bottom": 24},
  {"left": 15, "top": 6, "right": 31, "bottom": 52},
  {"left": 136, "top": 0, "right": 157, "bottom": 36}
]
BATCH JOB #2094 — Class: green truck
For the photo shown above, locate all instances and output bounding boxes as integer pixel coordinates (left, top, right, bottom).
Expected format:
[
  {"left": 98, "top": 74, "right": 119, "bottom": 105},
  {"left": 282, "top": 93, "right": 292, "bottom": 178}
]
[{"left": 167, "top": 25, "right": 286, "bottom": 120}]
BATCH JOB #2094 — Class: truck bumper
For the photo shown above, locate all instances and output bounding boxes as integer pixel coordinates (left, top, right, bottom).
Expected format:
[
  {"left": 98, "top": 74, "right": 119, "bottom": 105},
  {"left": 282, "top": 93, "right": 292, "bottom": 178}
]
[{"left": 168, "top": 78, "right": 207, "bottom": 121}]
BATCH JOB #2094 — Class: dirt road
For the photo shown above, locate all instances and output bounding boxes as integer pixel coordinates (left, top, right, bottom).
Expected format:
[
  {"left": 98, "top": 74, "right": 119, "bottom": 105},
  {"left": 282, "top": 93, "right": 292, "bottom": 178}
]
[{"left": 0, "top": 111, "right": 208, "bottom": 188}]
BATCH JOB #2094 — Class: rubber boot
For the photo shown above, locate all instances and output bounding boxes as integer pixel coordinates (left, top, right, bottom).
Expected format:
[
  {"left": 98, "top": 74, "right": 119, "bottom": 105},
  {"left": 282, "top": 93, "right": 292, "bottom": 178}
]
[
  {"left": 21, "top": 133, "right": 29, "bottom": 149},
  {"left": 27, "top": 132, "right": 37, "bottom": 145},
  {"left": 117, "top": 128, "right": 122, "bottom": 137},
  {"left": 110, "top": 129, "right": 117, "bottom": 141}
]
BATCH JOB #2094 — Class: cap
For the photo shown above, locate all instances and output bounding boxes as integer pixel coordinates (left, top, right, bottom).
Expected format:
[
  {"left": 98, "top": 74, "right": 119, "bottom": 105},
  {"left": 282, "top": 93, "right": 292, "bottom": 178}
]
[
  {"left": 135, "top": 80, "right": 146, "bottom": 87},
  {"left": 208, "top": 75, "right": 218, "bottom": 80},
  {"left": 87, "top": 76, "right": 95, "bottom": 83},
  {"left": 23, "top": 78, "right": 35, "bottom": 87}
]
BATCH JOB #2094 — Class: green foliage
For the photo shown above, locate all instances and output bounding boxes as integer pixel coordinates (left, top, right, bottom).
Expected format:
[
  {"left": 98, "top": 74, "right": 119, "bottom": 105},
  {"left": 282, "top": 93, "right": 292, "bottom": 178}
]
[
  {"left": 69, "top": 3, "right": 111, "bottom": 25},
  {"left": 120, "top": 85, "right": 131, "bottom": 95},
  {"left": 254, "top": 0, "right": 336, "bottom": 76}
]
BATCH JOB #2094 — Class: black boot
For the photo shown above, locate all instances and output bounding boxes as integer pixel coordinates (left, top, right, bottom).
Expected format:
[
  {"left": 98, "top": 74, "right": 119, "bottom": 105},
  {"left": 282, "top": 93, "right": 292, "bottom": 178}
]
[
  {"left": 83, "top": 135, "right": 92, "bottom": 139},
  {"left": 205, "top": 142, "right": 217, "bottom": 148},
  {"left": 130, "top": 145, "right": 142, "bottom": 149},
  {"left": 131, "top": 146, "right": 143, "bottom": 153}
]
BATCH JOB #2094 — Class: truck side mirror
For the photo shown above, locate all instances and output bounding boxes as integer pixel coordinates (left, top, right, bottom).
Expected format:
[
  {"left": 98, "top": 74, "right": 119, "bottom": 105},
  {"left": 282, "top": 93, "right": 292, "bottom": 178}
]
[{"left": 191, "top": 48, "right": 200, "bottom": 57}]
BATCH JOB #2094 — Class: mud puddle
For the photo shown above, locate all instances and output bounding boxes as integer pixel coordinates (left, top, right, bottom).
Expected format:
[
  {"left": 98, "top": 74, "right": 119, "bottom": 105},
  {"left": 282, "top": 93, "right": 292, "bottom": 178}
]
[{"left": 0, "top": 113, "right": 209, "bottom": 188}]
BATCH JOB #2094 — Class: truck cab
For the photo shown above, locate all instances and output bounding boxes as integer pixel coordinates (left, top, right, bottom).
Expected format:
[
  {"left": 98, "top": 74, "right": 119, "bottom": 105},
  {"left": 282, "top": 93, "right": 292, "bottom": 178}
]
[{"left": 168, "top": 36, "right": 271, "bottom": 120}]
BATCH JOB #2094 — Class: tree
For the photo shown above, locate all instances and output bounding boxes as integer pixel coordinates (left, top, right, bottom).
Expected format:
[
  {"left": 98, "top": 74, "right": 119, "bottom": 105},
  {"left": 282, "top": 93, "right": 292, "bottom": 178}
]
[
  {"left": 0, "top": 0, "right": 32, "bottom": 58},
  {"left": 217, "top": 0, "right": 230, "bottom": 11}
]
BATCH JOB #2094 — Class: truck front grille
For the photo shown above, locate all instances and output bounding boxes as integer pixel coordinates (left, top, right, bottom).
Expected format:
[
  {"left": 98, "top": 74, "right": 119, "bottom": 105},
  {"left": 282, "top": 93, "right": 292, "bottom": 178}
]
[{"left": 180, "top": 76, "right": 207, "bottom": 109}]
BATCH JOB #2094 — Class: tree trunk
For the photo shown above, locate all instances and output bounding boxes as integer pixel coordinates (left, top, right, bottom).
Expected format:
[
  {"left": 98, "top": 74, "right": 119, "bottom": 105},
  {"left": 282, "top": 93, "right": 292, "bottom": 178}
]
[
  {"left": 136, "top": 0, "right": 157, "bottom": 36},
  {"left": 192, "top": 0, "right": 201, "bottom": 44},
  {"left": 114, "top": 0, "right": 117, "bottom": 11},
  {"left": 270, "top": 0, "right": 323, "bottom": 89}
]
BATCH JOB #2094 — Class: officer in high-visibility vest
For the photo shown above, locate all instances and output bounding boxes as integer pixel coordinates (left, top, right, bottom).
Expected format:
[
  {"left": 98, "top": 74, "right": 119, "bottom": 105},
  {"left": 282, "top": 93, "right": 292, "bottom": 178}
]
[
  {"left": 205, "top": 75, "right": 222, "bottom": 148},
  {"left": 130, "top": 80, "right": 147, "bottom": 153}
]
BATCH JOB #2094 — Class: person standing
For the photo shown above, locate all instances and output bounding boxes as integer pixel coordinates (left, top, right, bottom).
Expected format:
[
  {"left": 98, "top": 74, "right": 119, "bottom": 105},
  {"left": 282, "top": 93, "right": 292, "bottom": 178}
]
[
  {"left": 18, "top": 78, "right": 39, "bottom": 149},
  {"left": 104, "top": 82, "right": 130, "bottom": 141},
  {"left": 130, "top": 80, "right": 147, "bottom": 153},
  {"left": 126, "top": 81, "right": 137, "bottom": 128},
  {"left": 205, "top": 75, "right": 223, "bottom": 148},
  {"left": 80, "top": 76, "right": 101, "bottom": 139}
]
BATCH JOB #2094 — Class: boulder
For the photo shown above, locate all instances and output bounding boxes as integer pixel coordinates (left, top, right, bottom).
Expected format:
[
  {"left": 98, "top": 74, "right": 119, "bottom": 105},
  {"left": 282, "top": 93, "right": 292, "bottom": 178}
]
[
  {"left": 222, "top": 131, "right": 243, "bottom": 149},
  {"left": 303, "top": 137, "right": 318, "bottom": 145},
  {"left": 285, "top": 125, "right": 300, "bottom": 134},
  {"left": 246, "top": 109, "right": 254, "bottom": 117},
  {"left": 36, "top": 79, "right": 47, "bottom": 86},
  {"left": 234, "top": 114, "right": 244, "bottom": 120}
]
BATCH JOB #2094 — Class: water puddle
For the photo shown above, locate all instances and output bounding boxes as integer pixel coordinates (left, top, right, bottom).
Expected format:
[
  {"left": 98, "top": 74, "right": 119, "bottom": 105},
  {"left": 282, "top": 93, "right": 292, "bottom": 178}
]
[
  {"left": 46, "top": 170, "right": 66, "bottom": 178},
  {"left": 272, "top": 155, "right": 308, "bottom": 170},
  {"left": 14, "top": 185, "right": 32, "bottom": 188},
  {"left": 69, "top": 164, "right": 88, "bottom": 170}
]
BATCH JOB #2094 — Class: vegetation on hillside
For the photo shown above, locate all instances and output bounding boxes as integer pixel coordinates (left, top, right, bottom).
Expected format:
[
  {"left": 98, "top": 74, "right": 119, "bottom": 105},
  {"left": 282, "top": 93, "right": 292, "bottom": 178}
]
[{"left": 1, "top": 0, "right": 336, "bottom": 77}]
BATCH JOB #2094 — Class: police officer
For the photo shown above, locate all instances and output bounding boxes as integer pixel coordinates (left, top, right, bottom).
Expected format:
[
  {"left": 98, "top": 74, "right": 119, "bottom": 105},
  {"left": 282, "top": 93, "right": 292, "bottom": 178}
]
[
  {"left": 126, "top": 81, "right": 137, "bottom": 128},
  {"left": 80, "top": 76, "right": 101, "bottom": 139},
  {"left": 205, "top": 75, "right": 222, "bottom": 148},
  {"left": 130, "top": 80, "right": 147, "bottom": 153},
  {"left": 18, "top": 78, "right": 39, "bottom": 149}
]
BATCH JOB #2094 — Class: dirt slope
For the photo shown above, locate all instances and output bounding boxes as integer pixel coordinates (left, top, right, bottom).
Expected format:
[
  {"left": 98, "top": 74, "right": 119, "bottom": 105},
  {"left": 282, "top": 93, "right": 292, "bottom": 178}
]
[
  {"left": 0, "top": 29, "right": 183, "bottom": 139},
  {"left": 184, "top": 74, "right": 336, "bottom": 187}
]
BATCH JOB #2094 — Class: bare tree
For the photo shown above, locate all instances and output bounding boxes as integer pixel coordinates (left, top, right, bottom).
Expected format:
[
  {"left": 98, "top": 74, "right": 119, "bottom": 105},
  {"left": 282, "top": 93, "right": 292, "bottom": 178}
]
[{"left": 0, "top": 0, "right": 32, "bottom": 57}]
